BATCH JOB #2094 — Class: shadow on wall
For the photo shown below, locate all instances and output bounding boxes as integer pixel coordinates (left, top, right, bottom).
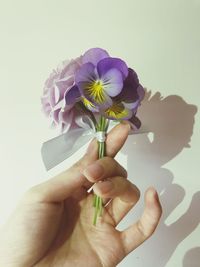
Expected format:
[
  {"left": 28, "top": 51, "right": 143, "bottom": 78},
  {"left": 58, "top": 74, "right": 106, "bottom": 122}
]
[
  {"left": 118, "top": 91, "right": 199, "bottom": 267},
  {"left": 183, "top": 247, "right": 200, "bottom": 267}
]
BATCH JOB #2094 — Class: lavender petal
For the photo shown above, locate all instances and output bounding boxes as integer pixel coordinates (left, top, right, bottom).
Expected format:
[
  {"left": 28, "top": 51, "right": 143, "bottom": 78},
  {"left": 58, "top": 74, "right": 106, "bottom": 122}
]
[
  {"left": 65, "top": 85, "right": 81, "bottom": 105},
  {"left": 102, "top": 68, "right": 124, "bottom": 97},
  {"left": 97, "top": 57, "right": 128, "bottom": 79},
  {"left": 82, "top": 48, "right": 109, "bottom": 66}
]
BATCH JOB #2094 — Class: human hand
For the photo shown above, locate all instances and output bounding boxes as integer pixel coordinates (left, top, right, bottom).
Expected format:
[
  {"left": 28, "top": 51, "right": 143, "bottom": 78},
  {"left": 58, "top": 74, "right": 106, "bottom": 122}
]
[{"left": 0, "top": 123, "right": 162, "bottom": 267}]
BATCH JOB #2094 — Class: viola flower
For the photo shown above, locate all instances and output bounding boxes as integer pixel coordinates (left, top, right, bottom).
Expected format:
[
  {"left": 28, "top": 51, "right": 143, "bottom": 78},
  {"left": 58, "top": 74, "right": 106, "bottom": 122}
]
[
  {"left": 102, "top": 68, "right": 145, "bottom": 129},
  {"left": 75, "top": 48, "right": 129, "bottom": 110},
  {"left": 41, "top": 57, "right": 83, "bottom": 132}
]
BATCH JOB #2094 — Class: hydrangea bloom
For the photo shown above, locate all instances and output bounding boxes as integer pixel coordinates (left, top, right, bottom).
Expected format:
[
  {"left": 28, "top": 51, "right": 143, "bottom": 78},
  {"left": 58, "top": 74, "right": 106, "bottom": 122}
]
[{"left": 41, "top": 57, "right": 83, "bottom": 132}]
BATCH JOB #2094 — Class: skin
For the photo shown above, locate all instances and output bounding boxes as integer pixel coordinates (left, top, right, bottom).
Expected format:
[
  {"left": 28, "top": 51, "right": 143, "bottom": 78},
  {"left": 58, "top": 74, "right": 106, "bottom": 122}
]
[{"left": 0, "top": 123, "right": 162, "bottom": 267}]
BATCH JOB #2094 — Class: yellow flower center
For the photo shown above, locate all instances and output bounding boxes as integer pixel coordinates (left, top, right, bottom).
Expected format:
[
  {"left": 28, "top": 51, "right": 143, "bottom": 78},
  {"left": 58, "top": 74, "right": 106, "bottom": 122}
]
[
  {"left": 86, "top": 80, "right": 105, "bottom": 103},
  {"left": 82, "top": 97, "right": 95, "bottom": 109},
  {"left": 105, "top": 102, "right": 129, "bottom": 119}
]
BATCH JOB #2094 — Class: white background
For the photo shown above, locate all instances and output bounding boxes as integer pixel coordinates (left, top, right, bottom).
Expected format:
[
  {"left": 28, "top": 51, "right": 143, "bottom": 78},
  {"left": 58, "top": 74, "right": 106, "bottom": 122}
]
[{"left": 0, "top": 1, "right": 199, "bottom": 266}]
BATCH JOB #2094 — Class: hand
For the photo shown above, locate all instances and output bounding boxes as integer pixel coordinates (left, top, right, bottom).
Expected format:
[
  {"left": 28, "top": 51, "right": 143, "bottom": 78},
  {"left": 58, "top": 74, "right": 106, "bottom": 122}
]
[{"left": 0, "top": 123, "right": 162, "bottom": 267}]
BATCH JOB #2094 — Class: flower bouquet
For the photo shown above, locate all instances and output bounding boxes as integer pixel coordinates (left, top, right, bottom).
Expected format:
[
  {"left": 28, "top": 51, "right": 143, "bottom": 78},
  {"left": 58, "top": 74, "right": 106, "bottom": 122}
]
[{"left": 41, "top": 48, "right": 144, "bottom": 225}]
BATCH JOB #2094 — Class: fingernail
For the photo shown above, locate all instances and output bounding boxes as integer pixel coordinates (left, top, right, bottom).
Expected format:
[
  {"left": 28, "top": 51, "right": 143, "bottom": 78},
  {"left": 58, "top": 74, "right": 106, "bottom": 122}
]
[
  {"left": 83, "top": 162, "right": 104, "bottom": 181},
  {"left": 149, "top": 187, "right": 158, "bottom": 201}
]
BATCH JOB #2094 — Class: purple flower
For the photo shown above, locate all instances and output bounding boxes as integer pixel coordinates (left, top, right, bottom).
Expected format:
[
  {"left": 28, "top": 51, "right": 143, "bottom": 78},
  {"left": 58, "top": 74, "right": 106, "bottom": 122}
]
[
  {"left": 42, "top": 47, "right": 145, "bottom": 133},
  {"left": 102, "top": 68, "right": 145, "bottom": 129},
  {"left": 41, "top": 57, "right": 83, "bottom": 132},
  {"left": 75, "top": 48, "right": 129, "bottom": 110}
]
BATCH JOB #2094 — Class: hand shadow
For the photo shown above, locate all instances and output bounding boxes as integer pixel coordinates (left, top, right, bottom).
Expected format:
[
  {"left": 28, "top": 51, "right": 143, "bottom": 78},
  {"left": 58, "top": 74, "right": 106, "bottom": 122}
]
[
  {"left": 183, "top": 247, "right": 200, "bottom": 267},
  {"left": 118, "top": 91, "right": 199, "bottom": 267}
]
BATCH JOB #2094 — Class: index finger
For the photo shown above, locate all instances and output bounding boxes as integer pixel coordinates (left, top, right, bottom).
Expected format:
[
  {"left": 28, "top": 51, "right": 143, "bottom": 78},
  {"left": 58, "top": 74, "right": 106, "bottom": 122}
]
[
  {"left": 72, "top": 122, "right": 131, "bottom": 190},
  {"left": 25, "top": 122, "right": 130, "bottom": 203},
  {"left": 87, "top": 121, "right": 131, "bottom": 158},
  {"left": 69, "top": 122, "right": 130, "bottom": 191}
]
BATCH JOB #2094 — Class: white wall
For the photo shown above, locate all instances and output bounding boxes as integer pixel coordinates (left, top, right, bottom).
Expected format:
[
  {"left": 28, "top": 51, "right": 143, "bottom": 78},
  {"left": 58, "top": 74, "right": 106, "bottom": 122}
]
[{"left": 0, "top": 1, "right": 199, "bottom": 266}]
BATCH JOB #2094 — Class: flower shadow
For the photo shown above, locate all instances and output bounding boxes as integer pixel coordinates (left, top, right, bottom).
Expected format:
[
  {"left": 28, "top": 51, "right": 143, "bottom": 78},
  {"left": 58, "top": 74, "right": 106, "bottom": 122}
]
[
  {"left": 183, "top": 247, "right": 200, "bottom": 267},
  {"left": 118, "top": 91, "right": 199, "bottom": 267}
]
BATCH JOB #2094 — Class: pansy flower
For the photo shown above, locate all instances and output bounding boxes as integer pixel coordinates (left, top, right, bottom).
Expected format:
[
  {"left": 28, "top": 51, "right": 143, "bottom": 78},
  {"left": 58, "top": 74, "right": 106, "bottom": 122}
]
[
  {"left": 102, "top": 68, "right": 145, "bottom": 129},
  {"left": 75, "top": 48, "right": 129, "bottom": 110}
]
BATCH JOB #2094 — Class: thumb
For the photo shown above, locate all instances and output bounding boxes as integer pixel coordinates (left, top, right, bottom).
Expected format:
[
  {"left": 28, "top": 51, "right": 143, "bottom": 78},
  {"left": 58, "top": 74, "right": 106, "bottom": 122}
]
[{"left": 26, "top": 122, "right": 130, "bottom": 203}]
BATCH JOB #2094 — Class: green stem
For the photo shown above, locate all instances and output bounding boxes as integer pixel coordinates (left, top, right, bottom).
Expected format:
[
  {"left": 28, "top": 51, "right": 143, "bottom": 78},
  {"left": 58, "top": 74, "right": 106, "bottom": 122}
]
[{"left": 93, "top": 116, "right": 107, "bottom": 225}]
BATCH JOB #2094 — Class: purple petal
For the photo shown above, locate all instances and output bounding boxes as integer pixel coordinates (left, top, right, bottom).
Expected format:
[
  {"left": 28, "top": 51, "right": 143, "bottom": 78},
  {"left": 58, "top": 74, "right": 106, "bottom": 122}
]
[
  {"left": 41, "top": 96, "right": 51, "bottom": 116},
  {"left": 52, "top": 98, "right": 74, "bottom": 113},
  {"left": 114, "top": 68, "right": 140, "bottom": 103},
  {"left": 97, "top": 93, "right": 113, "bottom": 109},
  {"left": 49, "top": 87, "right": 57, "bottom": 107},
  {"left": 65, "top": 85, "right": 81, "bottom": 105},
  {"left": 75, "top": 62, "right": 113, "bottom": 108},
  {"left": 129, "top": 115, "right": 141, "bottom": 130},
  {"left": 55, "top": 76, "right": 74, "bottom": 100},
  {"left": 59, "top": 109, "right": 73, "bottom": 133},
  {"left": 123, "top": 99, "right": 140, "bottom": 110},
  {"left": 59, "top": 108, "right": 73, "bottom": 124},
  {"left": 44, "top": 70, "right": 59, "bottom": 90},
  {"left": 97, "top": 57, "right": 128, "bottom": 79},
  {"left": 137, "top": 84, "right": 145, "bottom": 101},
  {"left": 124, "top": 85, "right": 145, "bottom": 112},
  {"left": 82, "top": 48, "right": 109, "bottom": 66},
  {"left": 51, "top": 109, "right": 60, "bottom": 124},
  {"left": 102, "top": 68, "right": 124, "bottom": 97},
  {"left": 60, "top": 57, "right": 82, "bottom": 79},
  {"left": 75, "top": 62, "right": 97, "bottom": 84},
  {"left": 128, "top": 68, "right": 139, "bottom": 84}
]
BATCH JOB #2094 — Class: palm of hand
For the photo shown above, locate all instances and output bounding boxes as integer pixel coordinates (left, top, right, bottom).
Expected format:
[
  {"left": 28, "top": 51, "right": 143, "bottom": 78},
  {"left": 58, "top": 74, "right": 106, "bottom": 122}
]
[{"left": 31, "top": 193, "right": 126, "bottom": 267}]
